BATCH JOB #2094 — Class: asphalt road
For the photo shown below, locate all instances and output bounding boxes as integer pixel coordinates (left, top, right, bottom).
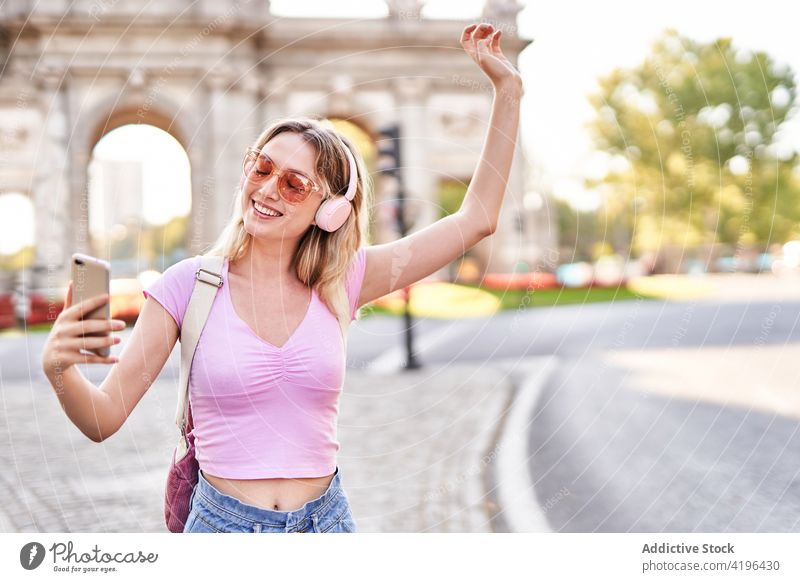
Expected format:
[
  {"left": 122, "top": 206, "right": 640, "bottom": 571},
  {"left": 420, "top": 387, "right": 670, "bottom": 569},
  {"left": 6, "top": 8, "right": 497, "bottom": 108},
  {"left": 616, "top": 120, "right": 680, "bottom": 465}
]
[{"left": 3, "top": 291, "right": 800, "bottom": 532}]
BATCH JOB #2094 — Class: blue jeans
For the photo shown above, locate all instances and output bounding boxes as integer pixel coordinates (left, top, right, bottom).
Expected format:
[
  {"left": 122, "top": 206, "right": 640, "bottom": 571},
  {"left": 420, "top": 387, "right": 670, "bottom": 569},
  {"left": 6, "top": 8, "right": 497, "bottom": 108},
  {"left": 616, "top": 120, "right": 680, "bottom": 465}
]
[{"left": 183, "top": 467, "right": 357, "bottom": 533}]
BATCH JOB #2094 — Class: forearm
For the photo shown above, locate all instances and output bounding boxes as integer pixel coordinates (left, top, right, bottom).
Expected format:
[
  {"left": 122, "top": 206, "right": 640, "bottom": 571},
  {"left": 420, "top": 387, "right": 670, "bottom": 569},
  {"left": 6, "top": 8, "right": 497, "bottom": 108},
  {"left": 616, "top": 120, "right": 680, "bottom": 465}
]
[
  {"left": 459, "top": 78, "right": 523, "bottom": 235},
  {"left": 45, "top": 364, "right": 115, "bottom": 443}
]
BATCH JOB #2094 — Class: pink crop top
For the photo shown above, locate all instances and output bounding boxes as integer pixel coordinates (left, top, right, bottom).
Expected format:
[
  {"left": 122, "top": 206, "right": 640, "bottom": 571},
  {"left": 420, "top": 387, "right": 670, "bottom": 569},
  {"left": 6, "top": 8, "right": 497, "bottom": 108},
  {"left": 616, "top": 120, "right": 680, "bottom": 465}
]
[{"left": 142, "top": 247, "right": 367, "bottom": 479}]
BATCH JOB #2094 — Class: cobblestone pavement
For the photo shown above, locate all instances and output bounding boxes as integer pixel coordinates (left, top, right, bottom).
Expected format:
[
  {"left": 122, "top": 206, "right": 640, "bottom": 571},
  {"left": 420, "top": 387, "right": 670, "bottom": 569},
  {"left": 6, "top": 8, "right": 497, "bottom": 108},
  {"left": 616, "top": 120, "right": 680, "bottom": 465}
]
[{"left": 0, "top": 362, "right": 514, "bottom": 533}]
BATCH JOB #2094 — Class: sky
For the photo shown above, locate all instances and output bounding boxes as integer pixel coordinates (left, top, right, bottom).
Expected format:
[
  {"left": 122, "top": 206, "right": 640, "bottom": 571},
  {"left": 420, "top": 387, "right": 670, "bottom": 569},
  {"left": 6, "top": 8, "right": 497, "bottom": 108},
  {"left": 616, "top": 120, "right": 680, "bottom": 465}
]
[
  {"left": 1, "top": 0, "right": 798, "bottom": 254},
  {"left": 89, "top": 126, "right": 192, "bottom": 232},
  {"left": 275, "top": 0, "right": 800, "bottom": 210}
]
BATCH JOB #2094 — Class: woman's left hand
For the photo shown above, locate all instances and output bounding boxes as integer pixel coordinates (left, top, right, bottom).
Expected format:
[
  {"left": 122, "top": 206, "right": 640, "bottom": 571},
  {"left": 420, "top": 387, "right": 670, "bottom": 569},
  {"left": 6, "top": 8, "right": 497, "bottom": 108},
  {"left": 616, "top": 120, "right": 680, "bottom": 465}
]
[{"left": 460, "top": 22, "right": 523, "bottom": 92}]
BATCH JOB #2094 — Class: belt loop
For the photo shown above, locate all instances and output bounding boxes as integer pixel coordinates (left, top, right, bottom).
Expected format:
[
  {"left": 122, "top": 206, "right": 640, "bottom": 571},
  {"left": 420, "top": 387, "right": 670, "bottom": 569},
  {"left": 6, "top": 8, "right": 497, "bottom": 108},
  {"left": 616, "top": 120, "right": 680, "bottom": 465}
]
[
  {"left": 311, "top": 514, "right": 319, "bottom": 533},
  {"left": 253, "top": 523, "right": 262, "bottom": 533}
]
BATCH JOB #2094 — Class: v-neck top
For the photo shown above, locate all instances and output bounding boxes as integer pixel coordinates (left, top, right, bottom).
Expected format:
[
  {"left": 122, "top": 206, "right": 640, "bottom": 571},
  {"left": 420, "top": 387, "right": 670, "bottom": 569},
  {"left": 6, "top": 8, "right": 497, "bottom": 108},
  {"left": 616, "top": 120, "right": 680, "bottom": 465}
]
[{"left": 142, "top": 247, "right": 367, "bottom": 478}]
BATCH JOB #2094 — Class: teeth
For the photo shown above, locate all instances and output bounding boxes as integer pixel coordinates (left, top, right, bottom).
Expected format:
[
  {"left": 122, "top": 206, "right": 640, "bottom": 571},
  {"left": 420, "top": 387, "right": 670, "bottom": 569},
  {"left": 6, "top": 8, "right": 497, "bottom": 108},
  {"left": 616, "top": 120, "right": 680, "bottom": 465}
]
[{"left": 254, "top": 201, "right": 282, "bottom": 217}]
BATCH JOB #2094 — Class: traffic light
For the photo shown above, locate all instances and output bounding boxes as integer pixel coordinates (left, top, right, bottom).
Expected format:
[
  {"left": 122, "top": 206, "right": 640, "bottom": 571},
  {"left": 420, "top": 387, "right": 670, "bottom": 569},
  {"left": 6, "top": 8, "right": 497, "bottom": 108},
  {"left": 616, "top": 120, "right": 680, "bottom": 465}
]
[{"left": 376, "top": 125, "right": 402, "bottom": 180}]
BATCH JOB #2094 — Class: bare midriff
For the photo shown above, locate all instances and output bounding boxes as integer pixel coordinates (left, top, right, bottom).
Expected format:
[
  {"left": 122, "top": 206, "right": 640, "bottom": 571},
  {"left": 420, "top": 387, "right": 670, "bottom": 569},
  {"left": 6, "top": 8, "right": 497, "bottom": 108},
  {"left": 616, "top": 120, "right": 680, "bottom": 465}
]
[{"left": 202, "top": 471, "right": 336, "bottom": 512}]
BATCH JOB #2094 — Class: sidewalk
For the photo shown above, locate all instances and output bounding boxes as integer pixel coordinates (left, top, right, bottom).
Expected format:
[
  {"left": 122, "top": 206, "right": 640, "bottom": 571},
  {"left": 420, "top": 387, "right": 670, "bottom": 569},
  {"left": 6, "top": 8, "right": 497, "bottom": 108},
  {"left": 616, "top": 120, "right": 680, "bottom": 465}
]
[{"left": 0, "top": 363, "right": 514, "bottom": 533}]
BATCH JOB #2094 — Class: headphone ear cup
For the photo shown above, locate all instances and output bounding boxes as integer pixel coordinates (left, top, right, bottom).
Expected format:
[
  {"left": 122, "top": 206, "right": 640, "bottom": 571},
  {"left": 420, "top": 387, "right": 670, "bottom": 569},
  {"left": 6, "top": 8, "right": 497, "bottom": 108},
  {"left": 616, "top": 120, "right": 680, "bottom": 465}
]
[{"left": 315, "top": 198, "right": 352, "bottom": 232}]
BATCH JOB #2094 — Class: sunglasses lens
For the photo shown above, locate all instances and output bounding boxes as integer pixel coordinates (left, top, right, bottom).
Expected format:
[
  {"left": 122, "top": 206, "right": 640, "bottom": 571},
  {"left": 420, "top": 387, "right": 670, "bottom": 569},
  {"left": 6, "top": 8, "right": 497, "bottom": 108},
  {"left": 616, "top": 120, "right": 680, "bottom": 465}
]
[
  {"left": 279, "top": 173, "right": 313, "bottom": 203},
  {"left": 254, "top": 154, "right": 272, "bottom": 175},
  {"left": 243, "top": 152, "right": 274, "bottom": 180}
]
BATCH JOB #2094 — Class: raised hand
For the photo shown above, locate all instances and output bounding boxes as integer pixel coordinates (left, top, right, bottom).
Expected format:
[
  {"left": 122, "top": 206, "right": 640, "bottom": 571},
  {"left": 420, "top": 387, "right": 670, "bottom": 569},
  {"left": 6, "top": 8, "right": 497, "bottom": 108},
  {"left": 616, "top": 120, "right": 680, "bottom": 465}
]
[{"left": 460, "top": 22, "right": 523, "bottom": 92}]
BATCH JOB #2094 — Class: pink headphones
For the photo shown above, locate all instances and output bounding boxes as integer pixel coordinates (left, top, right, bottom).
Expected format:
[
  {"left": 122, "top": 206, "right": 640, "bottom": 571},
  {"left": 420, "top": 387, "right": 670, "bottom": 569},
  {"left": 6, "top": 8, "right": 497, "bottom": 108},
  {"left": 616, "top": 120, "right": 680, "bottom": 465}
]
[{"left": 314, "top": 140, "right": 358, "bottom": 232}]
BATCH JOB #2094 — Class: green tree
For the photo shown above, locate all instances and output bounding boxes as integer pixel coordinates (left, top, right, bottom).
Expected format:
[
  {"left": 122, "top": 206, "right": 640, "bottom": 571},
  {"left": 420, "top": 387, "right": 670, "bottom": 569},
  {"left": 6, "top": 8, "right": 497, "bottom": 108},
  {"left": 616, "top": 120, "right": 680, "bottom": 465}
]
[
  {"left": 554, "top": 197, "right": 599, "bottom": 262},
  {"left": 587, "top": 29, "right": 800, "bottom": 257},
  {"left": 438, "top": 179, "right": 468, "bottom": 219}
]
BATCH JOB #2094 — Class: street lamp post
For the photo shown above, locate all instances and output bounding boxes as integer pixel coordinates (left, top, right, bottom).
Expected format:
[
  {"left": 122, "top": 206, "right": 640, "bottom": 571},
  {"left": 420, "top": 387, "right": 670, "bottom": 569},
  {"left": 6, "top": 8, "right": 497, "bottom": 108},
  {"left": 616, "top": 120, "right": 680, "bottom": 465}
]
[{"left": 376, "top": 124, "right": 420, "bottom": 370}]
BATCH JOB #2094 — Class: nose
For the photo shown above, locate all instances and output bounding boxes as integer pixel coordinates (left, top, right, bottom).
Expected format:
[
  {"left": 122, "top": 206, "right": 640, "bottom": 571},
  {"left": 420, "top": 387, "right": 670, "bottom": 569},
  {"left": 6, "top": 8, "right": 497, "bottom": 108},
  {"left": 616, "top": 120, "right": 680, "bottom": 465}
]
[{"left": 253, "top": 174, "right": 282, "bottom": 200}]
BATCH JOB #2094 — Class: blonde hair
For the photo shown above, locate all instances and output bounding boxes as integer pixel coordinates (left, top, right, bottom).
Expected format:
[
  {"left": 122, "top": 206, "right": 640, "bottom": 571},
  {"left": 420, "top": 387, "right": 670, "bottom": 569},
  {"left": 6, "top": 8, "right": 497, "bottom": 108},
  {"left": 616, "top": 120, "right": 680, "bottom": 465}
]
[{"left": 205, "top": 116, "right": 372, "bottom": 338}]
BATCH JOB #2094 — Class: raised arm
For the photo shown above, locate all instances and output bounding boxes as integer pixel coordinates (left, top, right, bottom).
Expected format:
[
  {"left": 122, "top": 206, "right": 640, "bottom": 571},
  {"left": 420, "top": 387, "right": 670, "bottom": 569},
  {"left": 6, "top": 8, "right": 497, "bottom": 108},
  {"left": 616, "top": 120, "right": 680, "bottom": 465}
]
[{"left": 357, "top": 22, "right": 524, "bottom": 308}]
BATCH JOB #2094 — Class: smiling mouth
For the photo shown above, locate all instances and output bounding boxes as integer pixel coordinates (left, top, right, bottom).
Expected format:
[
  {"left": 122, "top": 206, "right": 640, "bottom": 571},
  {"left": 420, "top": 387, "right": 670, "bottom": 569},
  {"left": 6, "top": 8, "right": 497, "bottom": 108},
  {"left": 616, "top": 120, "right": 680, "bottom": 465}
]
[{"left": 252, "top": 199, "right": 283, "bottom": 218}]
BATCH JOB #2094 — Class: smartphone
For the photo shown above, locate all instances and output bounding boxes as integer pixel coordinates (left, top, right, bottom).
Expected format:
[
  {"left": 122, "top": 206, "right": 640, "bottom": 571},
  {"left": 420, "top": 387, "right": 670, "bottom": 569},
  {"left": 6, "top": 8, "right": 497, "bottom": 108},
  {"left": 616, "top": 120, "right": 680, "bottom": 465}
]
[{"left": 70, "top": 253, "right": 111, "bottom": 357}]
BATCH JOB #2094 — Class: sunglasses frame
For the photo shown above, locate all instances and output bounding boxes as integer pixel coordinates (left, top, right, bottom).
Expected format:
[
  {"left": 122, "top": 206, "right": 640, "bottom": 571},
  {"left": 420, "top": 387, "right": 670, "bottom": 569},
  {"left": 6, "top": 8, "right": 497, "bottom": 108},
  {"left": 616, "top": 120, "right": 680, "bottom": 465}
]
[{"left": 241, "top": 147, "right": 322, "bottom": 204}]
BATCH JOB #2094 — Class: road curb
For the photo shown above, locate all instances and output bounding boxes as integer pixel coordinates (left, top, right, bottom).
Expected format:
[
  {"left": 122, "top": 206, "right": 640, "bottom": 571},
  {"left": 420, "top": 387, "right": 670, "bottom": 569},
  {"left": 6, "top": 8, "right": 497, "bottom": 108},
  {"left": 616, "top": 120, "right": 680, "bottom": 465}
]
[{"left": 489, "top": 355, "right": 559, "bottom": 533}]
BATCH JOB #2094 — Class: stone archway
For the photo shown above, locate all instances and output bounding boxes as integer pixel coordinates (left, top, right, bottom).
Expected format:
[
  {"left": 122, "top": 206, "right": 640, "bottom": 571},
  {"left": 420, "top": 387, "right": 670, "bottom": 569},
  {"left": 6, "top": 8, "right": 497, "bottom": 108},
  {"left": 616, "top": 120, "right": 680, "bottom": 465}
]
[
  {"left": 2, "top": 1, "right": 547, "bottom": 292},
  {"left": 71, "top": 92, "right": 205, "bottom": 262}
]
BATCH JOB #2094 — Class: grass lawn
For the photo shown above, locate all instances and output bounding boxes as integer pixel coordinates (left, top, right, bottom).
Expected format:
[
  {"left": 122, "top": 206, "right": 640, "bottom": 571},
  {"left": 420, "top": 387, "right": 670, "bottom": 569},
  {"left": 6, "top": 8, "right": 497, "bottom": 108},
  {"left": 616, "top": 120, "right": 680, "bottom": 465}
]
[
  {"left": 361, "top": 283, "right": 649, "bottom": 318},
  {"left": 485, "top": 285, "right": 648, "bottom": 309},
  {"left": 0, "top": 323, "right": 54, "bottom": 337}
]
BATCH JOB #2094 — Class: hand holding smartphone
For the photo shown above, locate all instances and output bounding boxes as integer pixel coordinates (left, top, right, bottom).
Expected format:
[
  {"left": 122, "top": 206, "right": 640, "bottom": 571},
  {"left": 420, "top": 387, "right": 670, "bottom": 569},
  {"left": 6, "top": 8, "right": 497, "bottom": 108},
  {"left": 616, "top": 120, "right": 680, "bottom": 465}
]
[{"left": 70, "top": 253, "right": 112, "bottom": 357}]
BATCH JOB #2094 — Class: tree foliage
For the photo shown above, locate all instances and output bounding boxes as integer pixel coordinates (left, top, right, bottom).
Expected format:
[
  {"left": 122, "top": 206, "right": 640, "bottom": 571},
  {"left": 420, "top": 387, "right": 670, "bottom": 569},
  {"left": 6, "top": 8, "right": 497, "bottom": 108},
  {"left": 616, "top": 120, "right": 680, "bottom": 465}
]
[{"left": 587, "top": 29, "right": 800, "bottom": 255}]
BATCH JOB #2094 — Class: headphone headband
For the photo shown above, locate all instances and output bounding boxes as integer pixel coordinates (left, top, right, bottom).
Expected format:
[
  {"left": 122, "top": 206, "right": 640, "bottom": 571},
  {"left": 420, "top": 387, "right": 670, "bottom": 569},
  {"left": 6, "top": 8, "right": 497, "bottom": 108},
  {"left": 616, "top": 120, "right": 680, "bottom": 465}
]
[{"left": 341, "top": 140, "right": 357, "bottom": 202}]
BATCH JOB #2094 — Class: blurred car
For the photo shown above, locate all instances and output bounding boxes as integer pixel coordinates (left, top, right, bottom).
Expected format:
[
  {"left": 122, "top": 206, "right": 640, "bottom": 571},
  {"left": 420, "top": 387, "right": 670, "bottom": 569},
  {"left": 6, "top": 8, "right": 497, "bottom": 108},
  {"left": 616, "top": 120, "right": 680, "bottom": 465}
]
[
  {"left": 556, "top": 262, "right": 594, "bottom": 288},
  {"left": 480, "top": 271, "right": 558, "bottom": 291},
  {"left": 109, "top": 278, "right": 145, "bottom": 324},
  {"left": 756, "top": 252, "right": 774, "bottom": 273},
  {"left": 714, "top": 256, "right": 752, "bottom": 273},
  {"left": 25, "top": 288, "right": 67, "bottom": 325},
  {"left": 772, "top": 241, "right": 800, "bottom": 277},
  {"left": 0, "top": 292, "right": 15, "bottom": 329},
  {"left": 592, "top": 255, "right": 627, "bottom": 287}
]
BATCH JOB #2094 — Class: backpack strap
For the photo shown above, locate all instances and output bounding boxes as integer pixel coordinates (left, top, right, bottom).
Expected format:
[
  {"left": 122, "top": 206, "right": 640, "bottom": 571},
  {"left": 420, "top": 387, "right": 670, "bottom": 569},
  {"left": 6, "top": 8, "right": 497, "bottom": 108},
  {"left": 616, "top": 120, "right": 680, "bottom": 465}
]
[{"left": 174, "top": 254, "right": 224, "bottom": 438}]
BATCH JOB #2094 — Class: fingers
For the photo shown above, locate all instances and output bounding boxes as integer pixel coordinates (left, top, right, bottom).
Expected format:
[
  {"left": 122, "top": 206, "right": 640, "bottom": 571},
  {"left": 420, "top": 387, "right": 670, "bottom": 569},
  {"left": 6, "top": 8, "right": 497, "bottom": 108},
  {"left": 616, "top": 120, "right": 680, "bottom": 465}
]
[
  {"left": 460, "top": 23, "right": 477, "bottom": 45},
  {"left": 61, "top": 292, "right": 110, "bottom": 322},
  {"left": 55, "top": 317, "right": 124, "bottom": 354},
  {"left": 491, "top": 29, "right": 502, "bottom": 53},
  {"left": 65, "top": 280, "right": 73, "bottom": 308},
  {"left": 461, "top": 22, "right": 494, "bottom": 51},
  {"left": 43, "top": 334, "right": 119, "bottom": 372},
  {"left": 462, "top": 22, "right": 506, "bottom": 68},
  {"left": 62, "top": 318, "right": 126, "bottom": 337},
  {"left": 472, "top": 23, "right": 495, "bottom": 43},
  {"left": 63, "top": 334, "right": 120, "bottom": 351}
]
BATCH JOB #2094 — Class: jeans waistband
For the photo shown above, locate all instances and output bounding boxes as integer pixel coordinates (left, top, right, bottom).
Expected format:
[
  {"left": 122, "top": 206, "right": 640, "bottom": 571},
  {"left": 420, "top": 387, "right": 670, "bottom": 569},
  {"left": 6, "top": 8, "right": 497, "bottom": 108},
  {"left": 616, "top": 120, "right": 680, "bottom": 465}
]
[{"left": 194, "top": 467, "right": 343, "bottom": 530}]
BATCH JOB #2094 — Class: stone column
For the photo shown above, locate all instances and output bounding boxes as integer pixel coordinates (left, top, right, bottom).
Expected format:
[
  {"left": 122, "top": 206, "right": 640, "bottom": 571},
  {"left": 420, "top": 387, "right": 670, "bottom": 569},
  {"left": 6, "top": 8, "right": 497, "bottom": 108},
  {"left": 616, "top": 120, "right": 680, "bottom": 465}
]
[
  {"left": 186, "top": 75, "right": 218, "bottom": 255},
  {"left": 31, "top": 68, "right": 74, "bottom": 290},
  {"left": 393, "top": 77, "right": 436, "bottom": 232},
  {"left": 264, "top": 73, "right": 289, "bottom": 122},
  {"left": 207, "top": 69, "right": 264, "bottom": 247}
]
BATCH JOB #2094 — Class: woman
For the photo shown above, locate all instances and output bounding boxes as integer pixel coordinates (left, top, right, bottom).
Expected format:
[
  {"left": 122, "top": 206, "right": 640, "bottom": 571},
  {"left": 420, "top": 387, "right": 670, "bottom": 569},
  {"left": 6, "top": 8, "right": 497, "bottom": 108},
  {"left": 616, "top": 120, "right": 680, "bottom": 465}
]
[{"left": 41, "top": 22, "right": 524, "bottom": 533}]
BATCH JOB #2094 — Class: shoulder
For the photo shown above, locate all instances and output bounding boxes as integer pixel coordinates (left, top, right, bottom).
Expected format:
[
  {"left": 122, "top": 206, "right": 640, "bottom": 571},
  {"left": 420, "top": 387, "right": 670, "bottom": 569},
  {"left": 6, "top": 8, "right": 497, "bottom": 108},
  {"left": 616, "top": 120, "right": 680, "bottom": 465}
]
[
  {"left": 164, "top": 255, "right": 202, "bottom": 278},
  {"left": 146, "top": 255, "right": 202, "bottom": 289},
  {"left": 345, "top": 247, "right": 367, "bottom": 291},
  {"left": 142, "top": 255, "right": 205, "bottom": 329},
  {"left": 156, "top": 255, "right": 205, "bottom": 291},
  {"left": 346, "top": 247, "right": 367, "bottom": 277}
]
